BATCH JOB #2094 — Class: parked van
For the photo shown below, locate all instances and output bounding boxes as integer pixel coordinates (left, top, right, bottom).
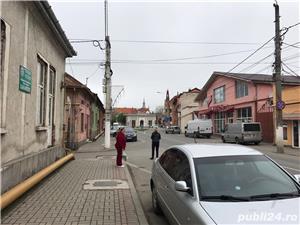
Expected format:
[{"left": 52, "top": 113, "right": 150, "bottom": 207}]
[
  {"left": 221, "top": 122, "right": 262, "bottom": 144},
  {"left": 185, "top": 119, "right": 213, "bottom": 138}
]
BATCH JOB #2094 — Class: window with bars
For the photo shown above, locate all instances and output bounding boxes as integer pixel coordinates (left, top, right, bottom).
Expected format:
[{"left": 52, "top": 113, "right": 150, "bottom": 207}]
[{"left": 235, "top": 80, "right": 248, "bottom": 98}]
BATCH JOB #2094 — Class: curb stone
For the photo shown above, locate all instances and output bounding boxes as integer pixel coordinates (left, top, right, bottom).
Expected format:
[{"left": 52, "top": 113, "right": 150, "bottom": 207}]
[{"left": 125, "top": 164, "right": 149, "bottom": 225}]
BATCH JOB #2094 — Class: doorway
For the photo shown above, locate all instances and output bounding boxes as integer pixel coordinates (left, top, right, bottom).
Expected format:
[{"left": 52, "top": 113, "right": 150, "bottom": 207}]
[
  {"left": 293, "top": 120, "right": 299, "bottom": 148},
  {"left": 140, "top": 120, "right": 144, "bottom": 128}
]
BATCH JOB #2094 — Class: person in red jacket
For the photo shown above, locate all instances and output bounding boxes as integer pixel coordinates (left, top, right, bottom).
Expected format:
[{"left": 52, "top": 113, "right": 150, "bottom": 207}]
[{"left": 115, "top": 127, "right": 126, "bottom": 167}]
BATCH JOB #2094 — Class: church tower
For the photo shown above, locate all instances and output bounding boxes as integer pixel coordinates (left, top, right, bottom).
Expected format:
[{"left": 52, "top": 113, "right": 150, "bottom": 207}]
[{"left": 142, "top": 98, "right": 146, "bottom": 108}]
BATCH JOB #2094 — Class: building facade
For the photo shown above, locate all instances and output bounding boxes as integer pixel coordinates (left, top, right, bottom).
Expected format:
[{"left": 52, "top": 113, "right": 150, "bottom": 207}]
[
  {"left": 64, "top": 73, "right": 104, "bottom": 149},
  {"left": 281, "top": 86, "right": 300, "bottom": 148},
  {"left": 196, "top": 72, "right": 300, "bottom": 143},
  {"left": 90, "top": 93, "right": 105, "bottom": 140},
  {"left": 114, "top": 101, "right": 156, "bottom": 128},
  {"left": 178, "top": 88, "right": 201, "bottom": 131},
  {"left": 0, "top": 1, "right": 76, "bottom": 193}
]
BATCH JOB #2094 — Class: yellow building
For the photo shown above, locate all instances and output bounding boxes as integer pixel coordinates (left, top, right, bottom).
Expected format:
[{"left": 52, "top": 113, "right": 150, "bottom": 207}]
[{"left": 282, "top": 86, "right": 300, "bottom": 148}]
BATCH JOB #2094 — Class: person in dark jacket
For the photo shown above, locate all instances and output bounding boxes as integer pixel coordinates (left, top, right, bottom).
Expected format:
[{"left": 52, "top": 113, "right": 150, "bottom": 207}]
[
  {"left": 150, "top": 128, "right": 161, "bottom": 159},
  {"left": 115, "top": 127, "right": 126, "bottom": 167}
]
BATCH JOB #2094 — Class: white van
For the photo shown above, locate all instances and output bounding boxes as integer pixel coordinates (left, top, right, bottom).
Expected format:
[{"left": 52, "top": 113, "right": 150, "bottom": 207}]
[
  {"left": 221, "top": 122, "right": 262, "bottom": 144},
  {"left": 185, "top": 119, "right": 213, "bottom": 138}
]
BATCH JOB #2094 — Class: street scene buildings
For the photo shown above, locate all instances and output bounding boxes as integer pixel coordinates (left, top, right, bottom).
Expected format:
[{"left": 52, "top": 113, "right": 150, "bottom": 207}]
[{"left": 1, "top": 1, "right": 300, "bottom": 225}]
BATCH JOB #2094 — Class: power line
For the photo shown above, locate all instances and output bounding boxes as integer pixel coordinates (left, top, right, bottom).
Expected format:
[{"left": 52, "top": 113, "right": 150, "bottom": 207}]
[
  {"left": 239, "top": 52, "right": 274, "bottom": 73},
  {"left": 282, "top": 61, "right": 299, "bottom": 76},
  {"left": 69, "top": 38, "right": 270, "bottom": 45},
  {"left": 66, "top": 61, "right": 273, "bottom": 65},
  {"left": 238, "top": 41, "right": 300, "bottom": 73},
  {"left": 110, "top": 40, "right": 265, "bottom": 45},
  {"left": 282, "top": 42, "right": 300, "bottom": 49},
  {"left": 227, "top": 36, "right": 275, "bottom": 73}
]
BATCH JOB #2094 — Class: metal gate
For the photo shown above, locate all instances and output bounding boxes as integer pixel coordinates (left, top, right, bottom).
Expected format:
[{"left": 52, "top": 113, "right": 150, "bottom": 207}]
[{"left": 256, "top": 112, "right": 274, "bottom": 143}]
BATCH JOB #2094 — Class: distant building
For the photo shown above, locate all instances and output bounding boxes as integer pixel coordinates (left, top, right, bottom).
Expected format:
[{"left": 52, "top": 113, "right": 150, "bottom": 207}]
[
  {"left": 178, "top": 88, "right": 201, "bottom": 131},
  {"left": 163, "top": 90, "right": 171, "bottom": 126},
  {"left": 195, "top": 72, "right": 300, "bottom": 143},
  {"left": 114, "top": 100, "right": 156, "bottom": 128},
  {"left": 169, "top": 94, "right": 180, "bottom": 126},
  {"left": 64, "top": 73, "right": 104, "bottom": 149},
  {"left": 0, "top": 1, "right": 76, "bottom": 193}
]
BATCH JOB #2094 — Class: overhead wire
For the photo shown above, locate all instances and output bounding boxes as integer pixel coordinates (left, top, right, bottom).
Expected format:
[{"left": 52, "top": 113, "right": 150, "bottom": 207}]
[
  {"left": 282, "top": 61, "right": 299, "bottom": 76},
  {"left": 226, "top": 36, "right": 275, "bottom": 73}
]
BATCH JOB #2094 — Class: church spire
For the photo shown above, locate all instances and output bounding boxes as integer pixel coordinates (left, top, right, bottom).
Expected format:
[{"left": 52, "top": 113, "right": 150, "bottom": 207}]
[
  {"left": 142, "top": 98, "right": 146, "bottom": 108},
  {"left": 166, "top": 89, "right": 169, "bottom": 101}
]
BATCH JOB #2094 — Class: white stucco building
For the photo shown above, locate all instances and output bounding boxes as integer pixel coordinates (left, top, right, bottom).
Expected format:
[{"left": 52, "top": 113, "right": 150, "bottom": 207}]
[{"left": 0, "top": 1, "right": 76, "bottom": 193}]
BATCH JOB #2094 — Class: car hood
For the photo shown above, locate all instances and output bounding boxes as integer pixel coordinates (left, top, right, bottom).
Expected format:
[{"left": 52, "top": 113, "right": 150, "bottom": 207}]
[{"left": 201, "top": 198, "right": 300, "bottom": 224}]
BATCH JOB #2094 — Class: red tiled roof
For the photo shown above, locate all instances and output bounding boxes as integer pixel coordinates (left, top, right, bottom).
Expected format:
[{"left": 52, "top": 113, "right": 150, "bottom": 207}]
[{"left": 114, "top": 107, "right": 150, "bottom": 114}]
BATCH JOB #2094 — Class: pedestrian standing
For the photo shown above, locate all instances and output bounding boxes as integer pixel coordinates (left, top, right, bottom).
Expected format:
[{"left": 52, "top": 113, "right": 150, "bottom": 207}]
[
  {"left": 150, "top": 128, "right": 161, "bottom": 159},
  {"left": 115, "top": 127, "right": 126, "bottom": 167}
]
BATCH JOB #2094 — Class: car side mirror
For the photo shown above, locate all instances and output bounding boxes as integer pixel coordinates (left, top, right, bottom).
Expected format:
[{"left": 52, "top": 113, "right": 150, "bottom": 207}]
[
  {"left": 175, "top": 181, "right": 190, "bottom": 192},
  {"left": 294, "top": 174, "right": 300, "bottom": 183}
]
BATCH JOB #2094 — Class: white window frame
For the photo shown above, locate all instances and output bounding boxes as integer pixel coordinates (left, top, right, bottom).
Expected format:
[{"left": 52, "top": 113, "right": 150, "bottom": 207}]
[
  {"left": 36, "top": 55, "right": 47, "bottom": 127},
  {"left": 235, "top": 80, "right": 248, "bottom": 98},
  {"left": 214, "top": 86, "right": 225, "bottom": 103},
  {"left": 36, "top": 54, "right": 56, "bottom": 130},
  {"left": 0, "top": 19, "right": 10, "bottom": 134},
  {"left": 236, "top": 107, "right": 252, "bottom": 122}
]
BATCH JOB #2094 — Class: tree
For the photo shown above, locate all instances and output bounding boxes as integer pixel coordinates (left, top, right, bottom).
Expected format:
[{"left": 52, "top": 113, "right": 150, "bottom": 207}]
[
  {"left": 155, "top": 105, "right": 164, "bottom": 114},
  {"left": 112, "top": 113, "right": 126, "bottom": 125}
]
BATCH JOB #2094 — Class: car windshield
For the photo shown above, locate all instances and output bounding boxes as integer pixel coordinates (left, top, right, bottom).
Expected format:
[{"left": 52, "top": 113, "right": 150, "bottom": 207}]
[
  {"left": 244, "top": 124, "right": 260, "bottom": 131},
  {"left": 194, "top": 155, "right": 299, "bottom": 201},
  {"left": 125, "top": 127, "right": 134, "bottom": 132}
]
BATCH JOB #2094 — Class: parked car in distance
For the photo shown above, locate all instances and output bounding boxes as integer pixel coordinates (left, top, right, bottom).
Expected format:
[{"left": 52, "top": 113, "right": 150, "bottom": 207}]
[
  {"left": 111, "top": 125, "right": 125, "bottom": 137},
  {"left": 166, "top": 126, "right": 181, "bottom": 134},
  {"left": 124, "top": 127, "right": 137, "bottom": 142},
  {"left": 185, "top": 119, "right": 212, "bottom": 138},
  {"left": 150, "top": 144, "right": 300, "bottom": 225},
  {"left": 221, "top": 122, "right": 262, "bottom": 144}
]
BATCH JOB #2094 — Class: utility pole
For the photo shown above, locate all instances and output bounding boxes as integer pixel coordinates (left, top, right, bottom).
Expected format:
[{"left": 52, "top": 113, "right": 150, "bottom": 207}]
[
  {"left": 273, "top": 3, "right": 284, "bottom": 153},
  {"left": 104, "top": 0, "right": 112, "bottom": 149}
]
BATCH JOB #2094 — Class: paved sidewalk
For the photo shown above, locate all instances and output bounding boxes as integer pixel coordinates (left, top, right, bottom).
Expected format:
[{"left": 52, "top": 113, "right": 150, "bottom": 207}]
[{"left": 1, "top": 136, "right": 148, "bottom": 225}]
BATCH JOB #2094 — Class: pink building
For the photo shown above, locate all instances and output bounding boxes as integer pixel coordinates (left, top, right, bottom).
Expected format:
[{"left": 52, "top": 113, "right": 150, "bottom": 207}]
[
  {"left": 64, "top": 73, "right": 104, "bottom": 149},
  {"left": 195, "top": 72, "right": 300, "bottom": 142}
]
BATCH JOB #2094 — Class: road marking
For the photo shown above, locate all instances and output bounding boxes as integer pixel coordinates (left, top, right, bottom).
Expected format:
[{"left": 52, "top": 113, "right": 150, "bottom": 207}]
[
  {"left": 283, "top": 166, "right": 300, "bottom": 172},
  {"left": 126, "top": 161, "right": 152, "bottom": 174}
]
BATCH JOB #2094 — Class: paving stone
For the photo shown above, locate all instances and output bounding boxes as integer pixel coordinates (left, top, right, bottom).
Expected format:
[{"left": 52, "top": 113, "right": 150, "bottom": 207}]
[{"left": 1, "top": 138, "right": 141, "bottom": 225}]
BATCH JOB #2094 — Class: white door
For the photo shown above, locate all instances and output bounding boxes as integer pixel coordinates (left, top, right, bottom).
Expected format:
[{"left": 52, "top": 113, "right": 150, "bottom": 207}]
[{"left": 47, "top": 68, "right": 55, "bottom": 146}]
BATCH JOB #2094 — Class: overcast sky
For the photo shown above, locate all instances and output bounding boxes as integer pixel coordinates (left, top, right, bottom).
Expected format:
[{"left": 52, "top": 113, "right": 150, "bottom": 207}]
[{"left": 49, "top": 0, "right": 299, "bottom": 111}]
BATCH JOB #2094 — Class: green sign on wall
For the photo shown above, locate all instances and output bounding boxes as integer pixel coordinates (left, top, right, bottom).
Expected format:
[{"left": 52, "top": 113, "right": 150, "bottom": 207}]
[{"left": 19, "top": 65, "right": 32, "bottom": 94}]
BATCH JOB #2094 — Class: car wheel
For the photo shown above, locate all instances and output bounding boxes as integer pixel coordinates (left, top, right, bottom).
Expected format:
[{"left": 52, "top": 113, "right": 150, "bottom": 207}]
[
  {"left": 152, "top": 186, "right": 162, "bottom": 215},
  {"left": 207, "top": 135, "right": 211, "bottom": 139},
  {"left": 254, "top": 141, "right": 260, "bottom": 145},
  {"left": 235, "top": 137, "right": 240, "bottom": 144}
]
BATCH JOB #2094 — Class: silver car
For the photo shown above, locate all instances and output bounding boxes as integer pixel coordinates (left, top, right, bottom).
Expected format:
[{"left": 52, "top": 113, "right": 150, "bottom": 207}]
[{"left": 150, "top": 144, "right": 300, "bottom": 225}]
